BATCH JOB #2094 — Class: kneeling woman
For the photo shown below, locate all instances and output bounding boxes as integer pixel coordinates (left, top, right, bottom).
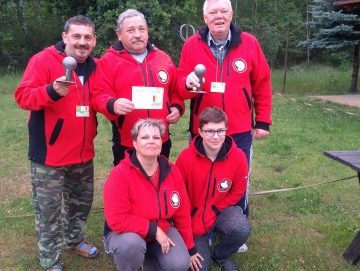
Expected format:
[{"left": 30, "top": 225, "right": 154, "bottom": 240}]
[{"left": 103, "top": 118, "right": 202, "bottom": 271}]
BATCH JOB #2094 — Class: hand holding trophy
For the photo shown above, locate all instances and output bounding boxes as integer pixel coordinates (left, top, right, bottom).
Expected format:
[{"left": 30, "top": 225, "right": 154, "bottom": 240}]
[
  {"left": 188, "top": 64, "right": 206, "bottom": 93},
  {"left": 56, "top": 56, "right": 77, "bottom": 84}
]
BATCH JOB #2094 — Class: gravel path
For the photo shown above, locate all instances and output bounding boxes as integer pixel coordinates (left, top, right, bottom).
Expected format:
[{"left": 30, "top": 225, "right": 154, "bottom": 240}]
[{"left": 310, "top": 95, "right": 360, "bottom": 108}]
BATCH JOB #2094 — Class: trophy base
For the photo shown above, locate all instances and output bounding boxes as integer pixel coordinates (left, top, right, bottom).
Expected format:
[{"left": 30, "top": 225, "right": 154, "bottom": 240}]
[
  {"left": 188, "top": 90, "right": 206, "bottom": 94},
  {"left": 56, "top": 80, "right": 76, "bottom": 84}
]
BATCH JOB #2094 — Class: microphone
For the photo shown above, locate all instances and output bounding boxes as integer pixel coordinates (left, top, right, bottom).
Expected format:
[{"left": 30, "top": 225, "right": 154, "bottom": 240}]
[
  {"left": 62, "top": 56, "right": 77, "bottom": 82},
  {"left": 193, "top": 64, "right": 206, "bottom": 93}
]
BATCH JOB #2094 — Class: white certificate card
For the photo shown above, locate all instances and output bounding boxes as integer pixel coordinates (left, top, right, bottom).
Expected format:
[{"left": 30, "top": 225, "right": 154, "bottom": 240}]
[{"left": 132, "top": 86, "right": 164, "bottom": 109}]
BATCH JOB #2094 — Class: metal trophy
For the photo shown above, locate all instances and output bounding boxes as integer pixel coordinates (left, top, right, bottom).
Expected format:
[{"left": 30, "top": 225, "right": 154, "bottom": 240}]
[
  {"left": 56, "top": 56, "right": 77, "bottom": 84},
  {"left": 189, "top": 64, "right": 207, "bottom": 93}
]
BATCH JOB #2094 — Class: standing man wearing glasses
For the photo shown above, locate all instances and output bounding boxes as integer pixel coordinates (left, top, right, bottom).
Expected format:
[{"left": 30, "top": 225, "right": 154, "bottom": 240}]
[
  {"left": 176, "top": 106, "right": 251, "bottom": 271},
  {"left": 177, "top": 0, "right": 272, "bottom": 250}
]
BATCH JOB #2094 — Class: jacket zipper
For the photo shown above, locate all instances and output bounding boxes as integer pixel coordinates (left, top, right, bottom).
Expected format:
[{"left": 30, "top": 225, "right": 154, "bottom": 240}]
[
  {"left": 164, "top": 188, "right": 168, "bottom": 215},
  {"left": 212, "top": 174, "right": 217, "bottom": 197},
  {"left": 156, "top": 191, "right": 162, "bottom": 218},
  {"left": 80, "top": 79, "right": 86, "bottom": 163},
  {"left": 146, "top": 66, "right": 155, "bottom": 118},
  {"left": 202, "top": 163, "right": 214, "bottom": 233}
]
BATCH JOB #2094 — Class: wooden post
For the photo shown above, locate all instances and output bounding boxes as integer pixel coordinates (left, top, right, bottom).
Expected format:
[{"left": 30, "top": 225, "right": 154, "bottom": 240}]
[
  {"left": 343, "top": 232, "right": 360, "bottom": 264},
  {"left": 282, "top": 28, "right": 289, "bottom": 93}
]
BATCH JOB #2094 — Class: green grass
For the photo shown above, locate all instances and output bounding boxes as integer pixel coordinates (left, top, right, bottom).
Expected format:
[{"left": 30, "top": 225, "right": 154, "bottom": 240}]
[
  {"left": 2, "top": 71, "right": 360, "bottom": 270},
  {"left": 271, "top": 64, "right": 360, "bottom": 94},
  {"left": 0, "top": 73, "right": 22, "bottom": 94}
]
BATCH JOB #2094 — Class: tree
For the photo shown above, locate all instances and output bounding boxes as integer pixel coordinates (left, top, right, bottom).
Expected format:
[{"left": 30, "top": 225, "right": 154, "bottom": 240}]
[
  {"left": 45, "top": 0, "right": 200, "bottom": 64},
  {"left": 298, "top": 0, "right": 360, "bottom": 92}
]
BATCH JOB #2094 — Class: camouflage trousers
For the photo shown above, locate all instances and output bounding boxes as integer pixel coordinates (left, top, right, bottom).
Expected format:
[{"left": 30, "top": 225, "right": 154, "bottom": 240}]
[{"left": 30, "top": 160, "right": 94, "bottom": 270}]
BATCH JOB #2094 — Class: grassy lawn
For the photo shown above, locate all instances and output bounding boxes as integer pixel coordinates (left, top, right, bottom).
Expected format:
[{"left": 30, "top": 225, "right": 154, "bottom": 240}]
[{"left": 1, "top": 72, "right": 360, "bottom": 270}]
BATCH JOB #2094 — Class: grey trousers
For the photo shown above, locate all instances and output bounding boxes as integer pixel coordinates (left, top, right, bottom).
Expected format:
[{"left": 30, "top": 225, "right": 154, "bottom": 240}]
[
  {"left": 194, "top": 206, "right": 251, "bottom": 271},
  {"left": 104, "top": 227, "right": 190, "bottom": 271}
]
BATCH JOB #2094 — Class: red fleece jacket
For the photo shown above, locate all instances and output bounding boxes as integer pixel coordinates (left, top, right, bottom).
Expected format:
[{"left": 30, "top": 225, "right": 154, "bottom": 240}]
[
  {"left": 177, "top": 22, "right": 272, "bottom": 136},
  {"left": 91, "top": 42, "right": 185, "bottom": 148},
  {"left": 103, "top": 150, "right": 196, "bottom": 255},
  {"left": 175, "top": 136, "right": 248, "bottom": 237},
  {"left": 14, "top": 41, "right": 97, "bottom": 166}
]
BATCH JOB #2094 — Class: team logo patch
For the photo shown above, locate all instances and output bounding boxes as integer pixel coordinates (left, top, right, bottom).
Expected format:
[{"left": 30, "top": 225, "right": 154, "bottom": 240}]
[
  {"left": 217, "top": 179, "right": 232, "bottom": 192},
  {"left": 170, "top": 191, "right": 180, "bottom": 208},
  {"left": 157, "top": 69, "right": 169, "bottom": 84},
  {"left": 233, "top": 59, "right": 247, "bottom": 73}
]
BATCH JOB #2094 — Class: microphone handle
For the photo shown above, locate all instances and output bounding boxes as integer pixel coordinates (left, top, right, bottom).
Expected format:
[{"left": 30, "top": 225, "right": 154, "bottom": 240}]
[
  {"left": 198, "top": 76, "right": 203, "bottom": 92},
  {"left": 65, "top": 69, "right": 72, "bottom": 81}
]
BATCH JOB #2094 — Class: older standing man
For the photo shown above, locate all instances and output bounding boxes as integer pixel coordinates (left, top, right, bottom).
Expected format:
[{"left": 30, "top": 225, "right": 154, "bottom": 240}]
[
  {"left": 92, "top": 9, "right": 184, "bottom": 166},
  {"left": 14, "top": 15, "right": 98, "bottom": 271},
  {"left": 177, "top": 0, "right": 272, "bottom": 252}
]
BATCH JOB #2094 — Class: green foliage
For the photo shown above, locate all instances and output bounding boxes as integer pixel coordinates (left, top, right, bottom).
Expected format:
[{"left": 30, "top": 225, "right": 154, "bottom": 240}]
[
  {"left": 46, "top": 0, "right": 201, "bottom": 63},
  {"left": 322, "top": 50, "right": 352, "bottom": 69},
  {"left": 299, "top": 0, "right": 360, "bottom": 49},
  {"left": 0, "top": 2, "right": 63, "bottom": 70}
]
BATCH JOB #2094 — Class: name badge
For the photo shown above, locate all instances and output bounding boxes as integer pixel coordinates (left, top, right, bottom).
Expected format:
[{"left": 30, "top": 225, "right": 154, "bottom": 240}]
[
  {"left": 210, "top": 82, "right": 226, "bottom": 93},
  {"left": 132, "top": 86, "right": 164, "bottom": 109},
  {"left": 76, "top": 105, "right": 90, "bottom": 117}
]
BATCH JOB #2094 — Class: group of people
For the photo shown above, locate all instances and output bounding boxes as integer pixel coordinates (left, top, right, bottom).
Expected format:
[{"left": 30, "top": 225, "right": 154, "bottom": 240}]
[{"left": 14, "top": 0, "right": 272, "bottom": 270}]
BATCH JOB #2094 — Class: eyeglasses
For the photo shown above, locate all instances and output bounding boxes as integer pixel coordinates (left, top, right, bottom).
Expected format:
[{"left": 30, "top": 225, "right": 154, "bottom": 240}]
[{"left": 201, "top": 129, "right": 227, "bottom": 137}]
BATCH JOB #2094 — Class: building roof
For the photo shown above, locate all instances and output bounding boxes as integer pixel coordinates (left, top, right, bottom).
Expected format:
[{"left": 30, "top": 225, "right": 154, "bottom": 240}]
[{"left": 334, "top": 0, "right": 360, "bottom": 11}]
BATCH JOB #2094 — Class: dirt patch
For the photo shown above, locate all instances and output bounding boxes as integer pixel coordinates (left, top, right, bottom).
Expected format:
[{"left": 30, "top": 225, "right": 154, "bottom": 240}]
[{"left": 310, "top": 94, "right": 360, "bottom": 108}]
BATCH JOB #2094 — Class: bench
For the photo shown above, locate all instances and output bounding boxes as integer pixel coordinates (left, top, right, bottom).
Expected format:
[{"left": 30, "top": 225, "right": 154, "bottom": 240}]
[{"left": 323, "top": 151, "right": 360, "bottom": 265}]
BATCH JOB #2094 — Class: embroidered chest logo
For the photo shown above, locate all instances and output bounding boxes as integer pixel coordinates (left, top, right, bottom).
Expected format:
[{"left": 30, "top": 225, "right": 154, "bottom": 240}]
[
  {"left": 157, "top": 69, "right": 169, "bottom": 84},
  {"left": 217, "top": 179, "right": 232, "bottom": 192},
  {"left": 233, "top": 59, "right": 247, "bottom": 73},
  {"left": 170, "top": 191, "right": 180, "bottom": 208}
]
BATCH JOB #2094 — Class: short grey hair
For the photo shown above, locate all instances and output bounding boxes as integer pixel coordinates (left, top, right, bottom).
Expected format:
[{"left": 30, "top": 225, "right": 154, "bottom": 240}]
[
  {"left": 117, "top": 9, "right": 147, "bottom": 31},
  {"left": 203, "top": 0, "right": 233, "bottom": 14},
  {"left": 131, "top": 119, "right": 165, "bottom": 141}
]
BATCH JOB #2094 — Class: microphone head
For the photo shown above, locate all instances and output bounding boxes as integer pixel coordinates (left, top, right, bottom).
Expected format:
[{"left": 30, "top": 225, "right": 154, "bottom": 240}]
[
  {"left": 62, "top": 56, "right": 77, "bottom": 70},
  {"left": 194, "top": 64, "right": 206, "bottom": 77}
]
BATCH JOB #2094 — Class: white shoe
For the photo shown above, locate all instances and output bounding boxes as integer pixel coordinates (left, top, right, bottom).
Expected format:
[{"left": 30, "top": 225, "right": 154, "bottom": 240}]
[{"left": 237, "top": 243, "right": 248, "bottom": 253}]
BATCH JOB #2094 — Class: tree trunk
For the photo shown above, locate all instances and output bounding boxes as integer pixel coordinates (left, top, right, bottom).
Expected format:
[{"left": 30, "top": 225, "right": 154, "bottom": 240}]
[
  {"left": 18, "top": 0, "right": 27, "bottom": 35},
  {"left": 283, "top": 28, "right": 290, "bottom": 93},
  {"left": 350, "top": 43, "right": 359, "bottom": 92},
  {"left": 306, "top": 0, "right": 310, "bottom": 63},
  {"left": 10, "top": 0, "right": 15, "bottom": 34},
  {"left": 32, "top": 0, "right": 41, "bottom": 25}
]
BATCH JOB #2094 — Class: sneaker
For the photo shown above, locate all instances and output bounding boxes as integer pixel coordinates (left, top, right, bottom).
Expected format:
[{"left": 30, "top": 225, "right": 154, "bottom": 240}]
[
  {"left": 237, "top": 243, "right": 248, "bottom": 253},
  {"left": 212, "top": 256, "right": 239, "bottom": 271}
]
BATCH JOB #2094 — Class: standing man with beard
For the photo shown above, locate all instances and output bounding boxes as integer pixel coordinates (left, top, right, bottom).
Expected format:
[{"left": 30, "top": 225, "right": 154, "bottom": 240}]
[
  {"left": 14, "top": 15, "right": 98, "bottom": 271},
  {"left": 177, "top": 0, "right": 273, "bottom": 253},
  {"left": 92, "top": 9, "right": 184, "bottom": 166}
]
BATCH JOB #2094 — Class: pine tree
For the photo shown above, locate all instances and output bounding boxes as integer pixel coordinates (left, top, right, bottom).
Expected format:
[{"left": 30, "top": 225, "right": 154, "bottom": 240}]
[{"left": 299, "top": 0, "right": 360, "bottom": 91}]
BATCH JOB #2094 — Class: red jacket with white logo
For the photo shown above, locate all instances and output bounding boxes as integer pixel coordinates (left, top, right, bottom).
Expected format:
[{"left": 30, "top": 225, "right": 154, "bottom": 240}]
[
  {"left": 175, "top": 135, "right": 248, "bottom": 237},
  {"left": 103, "top": 149, "right": 196, "bottom": 255},
  {"left": 14, "top": 41, "right": 97, "bottom": 166},
  {"left": 177, "top": 22, "right": 272, "bottom": 136},
  {"left": 91, "top": 42, "right": 185, "bottom": 148}
]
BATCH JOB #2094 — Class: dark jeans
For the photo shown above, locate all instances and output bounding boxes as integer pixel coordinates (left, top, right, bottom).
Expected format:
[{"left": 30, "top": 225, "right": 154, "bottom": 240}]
[
  {"left": 194, "top": 206, "right": 251, "bottom": 270},
  {"left": 231, "top": 132, "right": 252, "bottom": 218},
  {"left": 112, "top": 139, "right": 172, "bottom": 166}
]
